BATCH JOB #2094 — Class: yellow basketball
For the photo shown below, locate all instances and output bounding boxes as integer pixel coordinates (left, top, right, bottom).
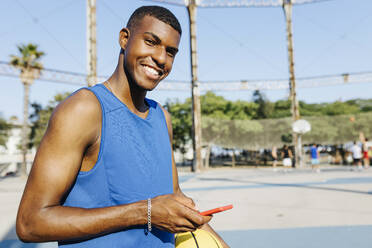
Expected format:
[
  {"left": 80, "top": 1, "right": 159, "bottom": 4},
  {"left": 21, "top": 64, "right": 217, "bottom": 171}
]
[{"left": 175, "top": 229, "right": 223, "bottom": 248}]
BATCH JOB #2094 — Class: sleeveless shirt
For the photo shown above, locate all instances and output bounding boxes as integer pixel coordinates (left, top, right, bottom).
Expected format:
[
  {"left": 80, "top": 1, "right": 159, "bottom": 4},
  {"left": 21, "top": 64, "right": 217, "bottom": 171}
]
[
  {"left": 59, "top": 84, "right": 174, "bottom": 247},
  {"left": 283, "top": 148, "right": 290, "bottom": 158}
]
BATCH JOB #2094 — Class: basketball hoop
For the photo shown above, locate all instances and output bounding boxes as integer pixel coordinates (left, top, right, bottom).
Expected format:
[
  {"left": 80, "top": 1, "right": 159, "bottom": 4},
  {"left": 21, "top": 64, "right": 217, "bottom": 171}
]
[{"left": 292, "top": 119, "right": 311, "bottom": 134}]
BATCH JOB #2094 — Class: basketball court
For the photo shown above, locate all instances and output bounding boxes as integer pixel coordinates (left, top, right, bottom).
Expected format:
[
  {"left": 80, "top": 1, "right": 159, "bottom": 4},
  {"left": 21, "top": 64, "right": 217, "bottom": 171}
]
[{"left": 1, "top": 165, "right": 372, "bottom": 247}]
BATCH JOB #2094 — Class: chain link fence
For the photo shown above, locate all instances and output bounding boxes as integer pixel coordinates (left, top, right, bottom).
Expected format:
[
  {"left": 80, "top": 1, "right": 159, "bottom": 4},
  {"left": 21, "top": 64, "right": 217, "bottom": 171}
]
[
  {"left": 199, "top": 112, "right": 372, "bottom": 167},
  {"left": 202, "top": 112, "right": 372, "bottom": 149}
]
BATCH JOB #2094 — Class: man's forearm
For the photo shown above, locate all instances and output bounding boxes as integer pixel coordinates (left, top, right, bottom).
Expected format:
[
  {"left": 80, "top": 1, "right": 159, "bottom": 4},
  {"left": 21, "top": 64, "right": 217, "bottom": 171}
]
[{"left": 17, "top": 200, "right": 147, "bottom": 243}]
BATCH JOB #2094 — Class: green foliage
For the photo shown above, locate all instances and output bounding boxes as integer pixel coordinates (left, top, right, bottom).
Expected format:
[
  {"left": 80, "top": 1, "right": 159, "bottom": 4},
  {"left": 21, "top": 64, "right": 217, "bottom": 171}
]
[
  {"left": 200, "top": 91, "right": 228, "bottom": 118},
  {"left": 166, "top": 92, "right": 259, "bottom": 152},
  {"left": 281, "top": 133, "right": 292, "bottom": 143},
  {"left": 165, "top": 99, "right": 192, "bottom": 154},
  {"left": 299, "top": 102, "right": 322, "bottom": 117},
  {"left": 29, "top": 92, "right": 70, "bottom": 148},
  {"left": 10, "top": 43, "right": 44, "bottom": 72},
  {"left": 321, "top": 101, "right": 360, "bottom": 116},
  {"left": 201, "top": 91, "right": 257, "bottom": 120},
  {"left": 357, "top": 99, "right": 372, "bottom": 112},
  {"left": 252, "top": 90, "right": 274, "bottom": 119},
  {"left": 166, "top": 91, "right": 372, "bottom": 150},
  {"left": 226, "top": 101, "right": 258, "bottom": 120},
  {"left": 10, "top": 43, "right": 45, "bottom": 175},
  {"left": 271, "top": 100, "right": 291, "bottom": 118},
  {"left": 0, "top": 117, "right": 11, "bottom": 147}
]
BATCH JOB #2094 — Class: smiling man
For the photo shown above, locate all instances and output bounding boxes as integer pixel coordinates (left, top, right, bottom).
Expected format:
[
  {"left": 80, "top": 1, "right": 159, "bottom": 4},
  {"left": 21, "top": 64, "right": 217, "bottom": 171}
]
[{"left": 16, "top": 5, "right": 229, "bottom": 248}]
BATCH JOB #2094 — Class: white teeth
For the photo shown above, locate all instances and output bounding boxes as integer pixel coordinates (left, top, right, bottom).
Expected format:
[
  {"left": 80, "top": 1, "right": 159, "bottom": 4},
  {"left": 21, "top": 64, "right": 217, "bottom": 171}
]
[{"left": 143, "top": 65, "right": 159, "bottom": 76}]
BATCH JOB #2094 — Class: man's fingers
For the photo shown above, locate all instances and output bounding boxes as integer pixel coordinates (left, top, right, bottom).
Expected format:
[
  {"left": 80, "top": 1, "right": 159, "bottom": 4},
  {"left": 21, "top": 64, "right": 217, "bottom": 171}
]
[
  {"left": 151, "top": 193, "right": 211, "bottom": 233},
  {"left": 172, "top": 194, "right": 212, "bottom": 226},
  {"left": 173, "top": 226, "right": 197, "bottom": 233},
  {"left": 174, "top": 193, "right": 198, "bottom": 210},
  {"left": 175, "top": 215, "right": 211, "bottom": 233},
  {"left": 182, "top": 207, "right": 212, "bottom": 227}
]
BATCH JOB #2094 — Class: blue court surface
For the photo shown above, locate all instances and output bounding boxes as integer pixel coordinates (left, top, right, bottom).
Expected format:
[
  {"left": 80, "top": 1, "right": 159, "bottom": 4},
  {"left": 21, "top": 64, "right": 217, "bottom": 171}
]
[
  {"left": 1, "top": 166, "right": 372, "bottom": 248},
  {"left": 219, "top": 225, "right": 372, "bottom": 248},
  {"left": 2, "top": 225, "right": 372, "bottom": 247}
]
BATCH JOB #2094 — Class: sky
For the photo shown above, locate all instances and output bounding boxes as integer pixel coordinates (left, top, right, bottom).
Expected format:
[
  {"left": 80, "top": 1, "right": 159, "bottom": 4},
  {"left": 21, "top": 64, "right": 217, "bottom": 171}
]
[{"left": 0, "top": 0, "right": 371, "bottom": 119}]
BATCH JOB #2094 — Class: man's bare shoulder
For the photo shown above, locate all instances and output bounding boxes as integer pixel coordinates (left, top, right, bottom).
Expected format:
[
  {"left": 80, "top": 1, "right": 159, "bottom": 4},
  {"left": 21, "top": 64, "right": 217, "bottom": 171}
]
[
  {"left": 47, "top": 88, "right": 101, "bottom": 139},
  {"left": 53, "top": 89, "right": 100, "bottom": 119},
  {"left": 56, "top": 88, "right": 99, "bottom": 113},
  {"left": 159, "top": 105, "right": 171, "bottom": 123},
  {"left": 159, "top": 105, "right": 173, "bottom": 141}
]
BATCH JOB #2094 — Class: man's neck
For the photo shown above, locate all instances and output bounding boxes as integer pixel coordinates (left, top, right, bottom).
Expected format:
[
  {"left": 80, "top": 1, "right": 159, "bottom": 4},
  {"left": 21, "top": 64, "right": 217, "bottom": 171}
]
[{"left": 107, "top": 55, "right": 149, "bottom": 115}]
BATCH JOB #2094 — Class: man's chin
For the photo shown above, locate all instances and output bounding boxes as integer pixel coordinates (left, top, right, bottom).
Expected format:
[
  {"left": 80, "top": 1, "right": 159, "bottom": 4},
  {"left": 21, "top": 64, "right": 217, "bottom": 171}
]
[
  {"left": 137, "top": 82, "right": 160, "bottom": 92},
  {"left": 142, "top": 86, "right": 155, "bottom": 92}
]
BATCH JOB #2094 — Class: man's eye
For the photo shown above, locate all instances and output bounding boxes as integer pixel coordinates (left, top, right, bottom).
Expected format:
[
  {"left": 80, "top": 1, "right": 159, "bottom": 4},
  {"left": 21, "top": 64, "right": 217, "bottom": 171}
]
[
  {"left": 145, "top": 39, "right": 155, "bottom": 45},
  {"left": 167, "top": 51, "right": 175, "bottom": 58},
  {"left": 166, "top": 49, "right": 177, "bottom": 58}
]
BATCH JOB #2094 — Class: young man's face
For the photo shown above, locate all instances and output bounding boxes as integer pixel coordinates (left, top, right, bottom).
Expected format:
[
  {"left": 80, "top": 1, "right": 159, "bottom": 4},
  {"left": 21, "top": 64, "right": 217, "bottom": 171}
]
[{"left": 122, "top": 15, "right": 181, "bottom": 91}]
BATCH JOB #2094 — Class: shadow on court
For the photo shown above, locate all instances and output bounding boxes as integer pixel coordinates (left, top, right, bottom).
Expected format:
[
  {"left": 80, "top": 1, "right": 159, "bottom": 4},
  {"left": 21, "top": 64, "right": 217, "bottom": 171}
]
[{"left": 196, "top": 175, "right": 372, "bottom": 195}]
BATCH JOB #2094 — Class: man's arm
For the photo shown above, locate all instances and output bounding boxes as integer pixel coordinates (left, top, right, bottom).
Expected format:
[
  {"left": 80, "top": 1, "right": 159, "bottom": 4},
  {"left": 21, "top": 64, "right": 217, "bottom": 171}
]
[
  {"left": 161, "top": 106, "right": 230, "bottom": 248},
  {"left": 16, "top": 90, "right": 210, "bottom": 243}
]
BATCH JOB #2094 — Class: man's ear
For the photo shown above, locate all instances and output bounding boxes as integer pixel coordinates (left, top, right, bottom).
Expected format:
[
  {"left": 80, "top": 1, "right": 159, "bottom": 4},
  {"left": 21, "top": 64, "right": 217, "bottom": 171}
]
[{"left": 119, "top": 28, "right": 130, "bottom": 50}]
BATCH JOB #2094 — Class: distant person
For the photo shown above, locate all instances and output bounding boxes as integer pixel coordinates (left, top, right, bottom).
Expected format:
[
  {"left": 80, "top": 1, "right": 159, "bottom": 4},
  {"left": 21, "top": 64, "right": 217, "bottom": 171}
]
[
  {"left": 263, "top": 149, "right": 269, "bottom": 166},
  {"left": 360, "top": 132, "right": 370, "bottom": 169},
  {"left": 362, "top": 138, "right": 370, "bottom": 169},
  {"left": 271, "top": 146, "right": 278, "bottom": 171},
  {"left": 310, "top": 144, "right": 320, "bottom": 173},
  {"left": 291, "top": 146, "right": 296, "bottom": 168},
  {"left": 351, "top": 141, "right": 362, "bottom": 170},
  {"left": 281, "top": 144, "right": 292, "bottom": 171},
  {"left": 339, "top": 144, "right": 346, "bottom": 165}
]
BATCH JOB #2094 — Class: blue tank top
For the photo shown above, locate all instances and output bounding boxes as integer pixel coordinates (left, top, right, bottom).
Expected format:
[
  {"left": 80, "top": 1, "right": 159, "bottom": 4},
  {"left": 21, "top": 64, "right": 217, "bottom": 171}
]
[{"left": 59, "top": 84, "right": 174, "bottom": 247}]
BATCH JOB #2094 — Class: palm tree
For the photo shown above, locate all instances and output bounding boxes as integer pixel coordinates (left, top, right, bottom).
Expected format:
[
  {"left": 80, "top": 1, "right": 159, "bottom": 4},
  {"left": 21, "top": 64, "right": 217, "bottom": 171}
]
[{"left": 10, "top": 43, "right": 44, "bottom": 177}]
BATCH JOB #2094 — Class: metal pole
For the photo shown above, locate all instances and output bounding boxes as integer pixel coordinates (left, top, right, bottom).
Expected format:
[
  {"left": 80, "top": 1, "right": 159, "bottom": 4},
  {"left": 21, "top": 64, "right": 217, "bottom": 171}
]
[
  {"left": 87, "top": 0, "right": 97, "bottom": 86},
  {"left": 283, "top": 0, "right": 301, "bottom": 167},
  {"left": 187, "top": 1, "right": 203, "bottom": 172}
]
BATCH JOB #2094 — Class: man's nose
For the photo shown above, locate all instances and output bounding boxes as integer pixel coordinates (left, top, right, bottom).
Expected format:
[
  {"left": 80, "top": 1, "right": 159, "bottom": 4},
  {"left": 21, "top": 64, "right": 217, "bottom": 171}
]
[{"left": 152, "top": 47, "right": 166, "bottom": 67}]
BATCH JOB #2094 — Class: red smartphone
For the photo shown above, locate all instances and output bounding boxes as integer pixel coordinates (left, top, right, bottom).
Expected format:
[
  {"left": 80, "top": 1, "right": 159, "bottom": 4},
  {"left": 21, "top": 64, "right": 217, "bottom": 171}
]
[{"left": 199, "top": 204, "right": 233, "bottom": 216}]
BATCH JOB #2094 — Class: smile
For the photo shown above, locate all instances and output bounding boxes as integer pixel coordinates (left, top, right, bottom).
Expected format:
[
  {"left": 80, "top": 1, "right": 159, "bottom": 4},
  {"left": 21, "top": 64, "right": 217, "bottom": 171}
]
[{"left": 142, "top": 64, "right": 163, "bottom": 79}]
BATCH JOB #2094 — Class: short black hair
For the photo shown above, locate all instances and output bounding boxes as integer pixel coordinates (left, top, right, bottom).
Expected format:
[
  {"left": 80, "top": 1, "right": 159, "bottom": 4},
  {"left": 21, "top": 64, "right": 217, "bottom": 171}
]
[{"left": 127, "top": 6, "right": 182, "bottom": 35}]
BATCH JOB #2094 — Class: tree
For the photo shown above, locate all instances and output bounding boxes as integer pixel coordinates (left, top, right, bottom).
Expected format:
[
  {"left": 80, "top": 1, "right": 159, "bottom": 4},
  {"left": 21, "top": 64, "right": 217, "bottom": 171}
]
[
  {"left": 0, "top": 117, "right": 10, "bottom": 148},
  {"left": 165, "top": 99, "right": 192, "bottom": 155},
  {"left": 252, "top": 90, "right": 273, "bottom": 119},
  {"left": 10, "top": 43, "right": 45, "bottom": 176},
  {"left": 321, "top": 101, "right": 360, "bottom": 116},
  {"left": 29, "top": 92, "right": 70, "bottom": 149}
]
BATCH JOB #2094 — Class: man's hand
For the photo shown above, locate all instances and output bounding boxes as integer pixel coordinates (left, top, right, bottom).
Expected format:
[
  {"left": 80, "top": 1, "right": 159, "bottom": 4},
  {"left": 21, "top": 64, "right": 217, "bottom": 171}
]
[{"left": 151, "top": 194, "right": 212, "bottom": 233}]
